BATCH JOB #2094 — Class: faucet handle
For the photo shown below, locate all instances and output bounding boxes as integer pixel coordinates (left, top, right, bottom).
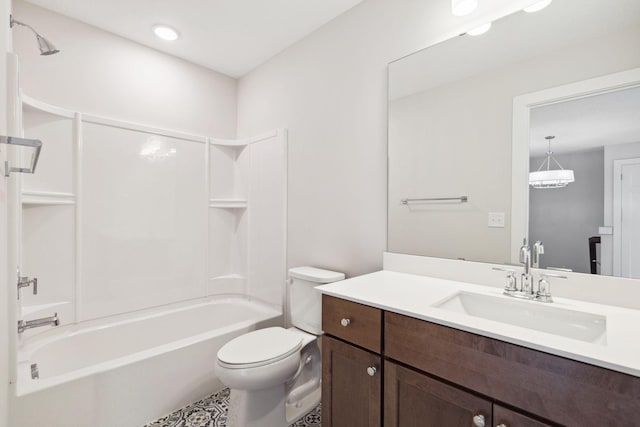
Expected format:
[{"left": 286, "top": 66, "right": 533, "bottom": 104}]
[
  {"left": 17, "top": 275, "right": 38, "bottom": 299},
  {"left": 492, "top": 267, "right": 518, "bottom": 293},
  {"left": 536, "top": 273, "right": 566, "bottom": 303}
]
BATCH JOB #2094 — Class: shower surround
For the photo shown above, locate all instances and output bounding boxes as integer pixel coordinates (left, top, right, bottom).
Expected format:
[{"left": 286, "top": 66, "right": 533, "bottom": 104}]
[{"left": 9, "top": 93, "right": 287, "bottom": 426}]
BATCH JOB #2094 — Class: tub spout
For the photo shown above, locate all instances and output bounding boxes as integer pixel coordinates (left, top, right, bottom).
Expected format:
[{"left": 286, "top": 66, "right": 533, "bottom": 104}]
[{"left": 18, "top": 312, "right": 60, "bottom": 334}]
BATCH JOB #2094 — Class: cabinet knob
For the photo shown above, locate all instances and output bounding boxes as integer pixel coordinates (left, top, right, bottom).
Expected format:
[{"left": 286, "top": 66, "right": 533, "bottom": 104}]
[
  {"left": 473, "top": 414, "right": 485, "bottom": 427},
  {"left": 495, "top": 424, "right": 507, "bottom": 427},
  {"left": 366, "top": 366, "right": 377, "bottom": 376},
  {"left": 340, "top": 318, "right": 351, "bottom": 327}
]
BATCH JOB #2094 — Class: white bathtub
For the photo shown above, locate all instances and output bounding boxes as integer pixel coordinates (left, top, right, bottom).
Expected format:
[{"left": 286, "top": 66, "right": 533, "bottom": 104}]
[{"left": 10, "top": 296, "right": 282, "bottom": 427}]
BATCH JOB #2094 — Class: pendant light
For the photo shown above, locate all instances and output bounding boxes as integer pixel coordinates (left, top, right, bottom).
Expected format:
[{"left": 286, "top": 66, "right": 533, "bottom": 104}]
[{"left": 529, "top": 136, "right": 575, "bottom": 189}]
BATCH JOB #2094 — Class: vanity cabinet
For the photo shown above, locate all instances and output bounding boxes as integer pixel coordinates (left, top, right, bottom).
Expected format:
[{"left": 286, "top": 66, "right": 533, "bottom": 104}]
[{"left": 322, "top": 295, "right": 640, "bottom": 427}]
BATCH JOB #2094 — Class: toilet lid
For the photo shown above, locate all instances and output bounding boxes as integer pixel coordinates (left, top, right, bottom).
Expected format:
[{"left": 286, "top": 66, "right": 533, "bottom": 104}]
[{"left": 217, "top": 327, "right": 302, "bottom": 368}]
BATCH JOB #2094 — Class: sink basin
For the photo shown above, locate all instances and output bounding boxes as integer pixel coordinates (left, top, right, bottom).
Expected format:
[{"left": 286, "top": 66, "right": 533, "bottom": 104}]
[{"left": 433, "top": 292, "right": 607, "bottom": 345}]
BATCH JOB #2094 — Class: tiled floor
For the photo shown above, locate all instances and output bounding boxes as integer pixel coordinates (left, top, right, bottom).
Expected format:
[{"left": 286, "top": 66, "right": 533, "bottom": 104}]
[{"left": 143, "top": 388, "right": 322, "bottom": 427}]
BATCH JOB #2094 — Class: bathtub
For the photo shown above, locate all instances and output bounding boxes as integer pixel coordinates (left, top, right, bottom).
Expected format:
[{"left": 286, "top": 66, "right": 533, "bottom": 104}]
[{"left": 10, "top": 296, "right": 282, "bottom": 427}]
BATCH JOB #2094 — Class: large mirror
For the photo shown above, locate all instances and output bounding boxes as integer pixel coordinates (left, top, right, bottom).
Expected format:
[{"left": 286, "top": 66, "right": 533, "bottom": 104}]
[{"left": 388, "top": 0, "right": 640, "bottom": 278}]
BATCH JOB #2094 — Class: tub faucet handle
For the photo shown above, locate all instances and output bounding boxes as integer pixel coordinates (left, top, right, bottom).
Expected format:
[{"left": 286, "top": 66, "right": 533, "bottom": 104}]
[{"left": 17, "top": 275, "right": 38, "bottom": 299}]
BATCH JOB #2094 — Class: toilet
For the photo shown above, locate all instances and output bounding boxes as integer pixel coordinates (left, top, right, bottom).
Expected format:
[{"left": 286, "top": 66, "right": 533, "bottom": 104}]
[{"left": 215, "top": 266, "right": 345, "bottom": 427}]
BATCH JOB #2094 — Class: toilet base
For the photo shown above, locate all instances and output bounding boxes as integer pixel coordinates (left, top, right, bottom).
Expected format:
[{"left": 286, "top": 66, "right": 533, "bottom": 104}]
[
  {"left": 286, "top": 387, "right": 321, "bottom": 425},
  {"left": 227, "top": 385, "right": 287, "bottom": 427},
  {"left": 226, "top": 385, "right": 321, "bottom": 427}
]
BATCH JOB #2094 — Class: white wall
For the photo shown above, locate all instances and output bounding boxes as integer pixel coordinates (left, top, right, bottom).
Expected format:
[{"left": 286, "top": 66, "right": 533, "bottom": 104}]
[
  {"left": 12, "top": 0, "right": 237, "bottom": 138},
  {"left": 0, "top": 0, "right": 11, "bottom": 421},
  {"left": 236, "top": 0, "right": 541, "bottom": 277}
]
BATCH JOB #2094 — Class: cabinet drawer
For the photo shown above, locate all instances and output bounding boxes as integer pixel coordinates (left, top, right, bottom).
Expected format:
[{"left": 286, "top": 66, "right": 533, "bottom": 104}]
[
  {"left": 385, "top": 311, "right": 640, "bottom": 427},
  {"left": 322, "top": 295, "right": 382, "bottom": 353}
]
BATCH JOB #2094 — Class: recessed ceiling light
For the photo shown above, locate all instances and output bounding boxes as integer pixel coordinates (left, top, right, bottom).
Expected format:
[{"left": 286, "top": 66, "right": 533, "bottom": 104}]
[
  {"left": 452, "top": 0, "right": 478, "bottom": 17},
  {"left": 467, "top": 22, "right": 492, "bottom": 36},
  {"left": 524, "top": 0, "right": 553, "bottom": 13},
  {"left": 153, "top": 25, "right": 180, "bottom": 41}
]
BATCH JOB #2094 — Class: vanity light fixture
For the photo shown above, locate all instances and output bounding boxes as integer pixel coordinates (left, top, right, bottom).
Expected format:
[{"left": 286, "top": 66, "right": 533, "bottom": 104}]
[
  {"left": 153, "top": 24, "right": 180, "bottom": 41},
  {"left": 466, "top": 22, "right": 492, "bottom": 36},
  {"left": 524, "top": 0, "right": 553, "bottom": 13},
  {"left": 452, "top": 0, "right": 478, "bottom": 17},
  {"left": 529, "top": 136, "right": 575, "bottom": 189}
]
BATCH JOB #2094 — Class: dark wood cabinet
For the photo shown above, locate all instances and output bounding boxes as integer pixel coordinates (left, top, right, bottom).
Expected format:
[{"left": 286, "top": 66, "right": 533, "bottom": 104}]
[
  {"left": 385, "top": 311, "right": 640, "bottom": 426},
  {"left": 384, "top": 361, "right": 491, "bottom": 427},
  {"left": 322, "top": 294, "right": 382, "bottom": 353},
  {"left": 322, "top": 295, "right": 640, "bottom": 427},
  {"left": 493, "top": 404, "right": 552, "bottom": 427},
  {"left": 321, "top": 335, "right": 381, "bottom": 427}
]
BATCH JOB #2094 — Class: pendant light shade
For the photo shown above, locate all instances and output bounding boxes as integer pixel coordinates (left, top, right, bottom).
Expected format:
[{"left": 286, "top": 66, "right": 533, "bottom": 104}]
[
  {"left": 452, "top": 0, "right": 478, "bottom": 16},
  {"left": 529, "top": 136, "right": 575, "bottom": 189}
]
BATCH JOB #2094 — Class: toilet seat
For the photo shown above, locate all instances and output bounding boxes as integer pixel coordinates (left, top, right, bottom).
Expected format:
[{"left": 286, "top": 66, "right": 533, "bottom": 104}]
[{"left": 217, "top": 327, "right": 302, "bottom": 369}]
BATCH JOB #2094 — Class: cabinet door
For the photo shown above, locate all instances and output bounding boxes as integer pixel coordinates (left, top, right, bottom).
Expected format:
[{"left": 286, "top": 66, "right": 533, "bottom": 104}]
[
  {"left": 322, "top": 335, "right": 381, "bottom": 427},
  {"left": 493, "top": 405, "right": 552, "bottom": 427},
  {"left": 384, "top": 360, "right": 491, "bottom": 427}
]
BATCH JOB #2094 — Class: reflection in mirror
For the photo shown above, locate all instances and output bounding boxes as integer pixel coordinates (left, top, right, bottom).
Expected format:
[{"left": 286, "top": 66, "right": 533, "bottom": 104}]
[
  {"left": 527, "top": 86, "right": 640, "bottom": 277},
  {"left": 387, "top": 0, "right": 640, "bottom": 279}
]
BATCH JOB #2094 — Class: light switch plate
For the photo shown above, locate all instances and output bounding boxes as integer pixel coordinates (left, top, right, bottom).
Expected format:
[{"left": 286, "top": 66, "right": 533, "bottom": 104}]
[{"left": 488, "top": 212, "right": 505, "bottom": 228}]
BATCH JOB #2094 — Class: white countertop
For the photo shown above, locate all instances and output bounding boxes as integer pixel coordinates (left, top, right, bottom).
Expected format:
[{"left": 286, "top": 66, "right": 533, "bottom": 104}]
[{"left": 317, "top": 270, "right": 640, "bottom": 377}]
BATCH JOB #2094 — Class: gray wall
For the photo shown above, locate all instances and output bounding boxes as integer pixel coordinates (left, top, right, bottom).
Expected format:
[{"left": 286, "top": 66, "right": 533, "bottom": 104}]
[{"left": 529, "top": 149, "right": 604, "bottom": 273}]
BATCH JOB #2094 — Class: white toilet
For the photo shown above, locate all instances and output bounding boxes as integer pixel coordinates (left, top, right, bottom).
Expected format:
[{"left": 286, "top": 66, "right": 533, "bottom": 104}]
[{"left": 215, "top": 266, "right": 345, "bottom": 427}]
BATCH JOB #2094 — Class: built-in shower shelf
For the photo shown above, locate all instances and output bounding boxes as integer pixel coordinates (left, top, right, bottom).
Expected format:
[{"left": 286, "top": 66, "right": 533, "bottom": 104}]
[
  {"left": 209, "top": 199, "right": 248, "bottom": 209},
  {"left": 22, "top": 191, "right": 75, "bottom": 206}
]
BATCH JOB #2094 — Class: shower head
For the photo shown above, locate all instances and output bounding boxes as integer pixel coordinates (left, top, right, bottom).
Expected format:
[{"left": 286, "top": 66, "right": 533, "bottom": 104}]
[
  {"left": 10, "top": 15, "right": 60, "bottom": 56},
  {"left": 36, "top": 34, "right": 59, "bottom": 56}
]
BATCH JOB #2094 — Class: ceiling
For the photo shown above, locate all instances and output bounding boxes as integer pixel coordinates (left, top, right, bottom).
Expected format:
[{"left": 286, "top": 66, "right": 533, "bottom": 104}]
[
  {"left": 24, "top": 0, "right": 365, "bottom": 77},
  {"left": 530, "top": 86, "right": 640, "bottom": 157}
]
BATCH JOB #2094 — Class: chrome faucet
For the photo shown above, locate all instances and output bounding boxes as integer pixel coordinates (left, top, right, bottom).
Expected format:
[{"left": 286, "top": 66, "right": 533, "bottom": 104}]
[
  {"left": 493, "top": 239, "right": 566, "bottom": 303},
  {"left": 18, "top": 313, "right": 59, "bottom": 334},
  {"left": 532, "top": 241, "right": 544, "bottom": 268},
  {"left": 519, "top": 238, "right": 533, "bottom": 295}
]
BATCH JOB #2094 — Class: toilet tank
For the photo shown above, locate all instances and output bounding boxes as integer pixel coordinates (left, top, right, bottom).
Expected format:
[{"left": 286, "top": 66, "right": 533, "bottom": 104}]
[{"left": 288, "top": 267, "right": 345, "bottom": 335}]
